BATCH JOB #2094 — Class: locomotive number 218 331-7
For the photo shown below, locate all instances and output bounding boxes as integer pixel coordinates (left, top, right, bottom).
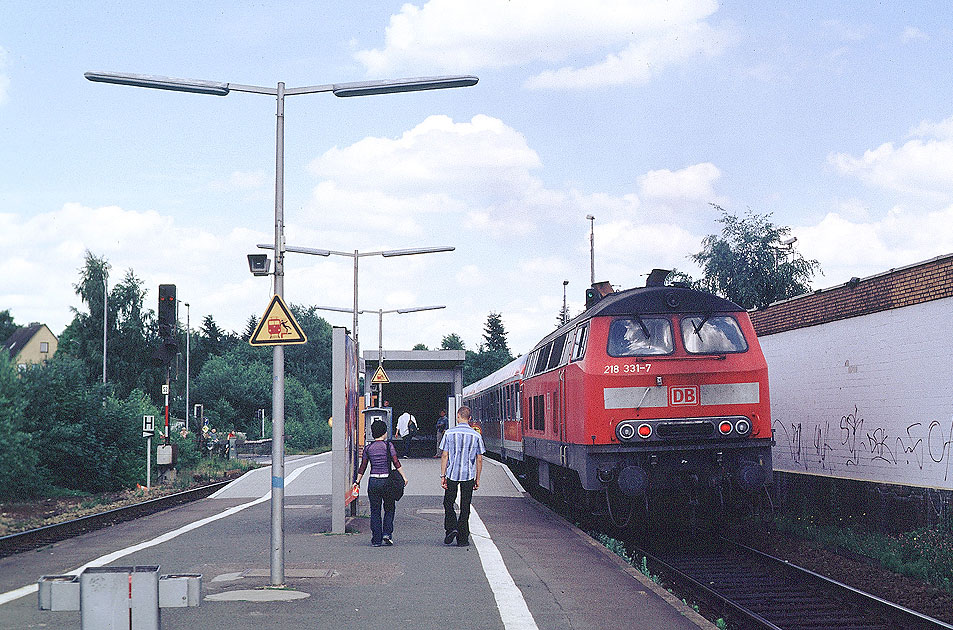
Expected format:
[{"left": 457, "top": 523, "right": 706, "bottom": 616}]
[{"left": 604, "top": 363, "right": 651, "bottom": 374}]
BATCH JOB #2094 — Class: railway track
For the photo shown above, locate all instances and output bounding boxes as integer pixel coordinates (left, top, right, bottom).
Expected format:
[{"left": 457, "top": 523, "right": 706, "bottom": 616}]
[
  {"left": 0, "top": 481, "right": 230, "bottom": 558},
  {"left": 637, "top": 537, "right": 953, "bottom": 630}
]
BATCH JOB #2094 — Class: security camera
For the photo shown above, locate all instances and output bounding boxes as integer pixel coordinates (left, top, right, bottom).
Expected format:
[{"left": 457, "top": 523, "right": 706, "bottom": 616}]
[{"left": 247, "top": 254, "right": 271, "bottom": 276}]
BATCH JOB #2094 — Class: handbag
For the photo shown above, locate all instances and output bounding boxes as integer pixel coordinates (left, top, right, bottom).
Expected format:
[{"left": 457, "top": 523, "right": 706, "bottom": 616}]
[{"left": 385, "top": 441, "right": 405, "bottom": 501}]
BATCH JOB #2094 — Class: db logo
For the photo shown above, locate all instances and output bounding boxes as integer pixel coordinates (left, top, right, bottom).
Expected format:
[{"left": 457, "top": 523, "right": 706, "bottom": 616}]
[{"left": 670, "top": 386, "right": 699, "bottom": 406}]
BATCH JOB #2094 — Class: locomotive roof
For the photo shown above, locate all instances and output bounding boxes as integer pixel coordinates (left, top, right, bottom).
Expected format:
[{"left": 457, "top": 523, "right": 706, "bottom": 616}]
[{"left": 531, "top": 285, "right": 744, "bottom": 351}]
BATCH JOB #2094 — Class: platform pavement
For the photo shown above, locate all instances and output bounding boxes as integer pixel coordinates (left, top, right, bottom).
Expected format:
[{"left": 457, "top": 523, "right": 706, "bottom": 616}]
[{"left": 0, "top": 452, "right": 715, "bottom": 630}]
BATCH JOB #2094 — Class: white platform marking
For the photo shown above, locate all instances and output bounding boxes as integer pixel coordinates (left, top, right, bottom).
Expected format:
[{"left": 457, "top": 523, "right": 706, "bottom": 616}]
[{"left": 0, "top": 458, "right": 325, "bottom": 606}]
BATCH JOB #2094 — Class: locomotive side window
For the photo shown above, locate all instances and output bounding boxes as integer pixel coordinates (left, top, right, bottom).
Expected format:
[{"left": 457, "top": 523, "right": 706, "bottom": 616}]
[
  {"left": 607, "top": 317, "right": 674, "bottom": 356},
  {"left": 547, "top": 333, "right": 568, "bottom": 370},
  {"left": 532, "top": 394, "right": 545, "bottom": 431},
  {"left": 535, "top": 344, "right": 552, "bottom": 375},
  {"left": 680, "top": 315, "right": 748, "bottom": 354},
  {"left": 570, "top": 324, "right": 589, "bottom": 361}
]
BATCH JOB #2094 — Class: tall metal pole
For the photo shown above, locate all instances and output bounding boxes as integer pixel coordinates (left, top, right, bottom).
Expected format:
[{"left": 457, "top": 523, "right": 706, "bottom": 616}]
[
  {"left": 377, "top": 308, "right": 384, "bottom": 402},
  {"left": 562, "top": 280, "right": 569, "bottom": 325},
  {"left": 102, "top": 266, "right": 108, "bottom": 384},
  {"left": 587, "top": 215, "right": 595, "bottom": 285},
  {"left": 184, "top": 303, "right": 190, "bottom": 432},
  {"left": 353, "top": 250, "right": 359, "bottom": 355},
  {"left": 271, "top": 82, "right": 286, "bottom": 587}
]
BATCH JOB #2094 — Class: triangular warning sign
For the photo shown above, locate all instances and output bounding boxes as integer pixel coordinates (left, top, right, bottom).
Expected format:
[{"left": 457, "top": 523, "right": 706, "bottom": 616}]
[
  {"left": 249, "top": 295, "right": 308, "bottom": 346},
  {"left": 371, "top": 366, "right": 389, "bottom": 384}
]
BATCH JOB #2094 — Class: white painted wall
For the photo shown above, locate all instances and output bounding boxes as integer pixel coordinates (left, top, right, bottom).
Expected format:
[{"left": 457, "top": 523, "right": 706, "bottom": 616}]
[{"left": 762, "top": 296, "right": 953, "bottom": 489}]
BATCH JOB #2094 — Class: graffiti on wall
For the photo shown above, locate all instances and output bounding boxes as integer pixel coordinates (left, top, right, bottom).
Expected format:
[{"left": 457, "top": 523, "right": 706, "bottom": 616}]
[{"left": 773, "top": 407, "right": 953, "bottom": 484}]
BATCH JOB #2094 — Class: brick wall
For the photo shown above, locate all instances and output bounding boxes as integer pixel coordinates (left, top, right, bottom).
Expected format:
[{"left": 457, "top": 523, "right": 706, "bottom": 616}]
[{"left": 750, "top": 254, "right": 953, "bottom": 337}]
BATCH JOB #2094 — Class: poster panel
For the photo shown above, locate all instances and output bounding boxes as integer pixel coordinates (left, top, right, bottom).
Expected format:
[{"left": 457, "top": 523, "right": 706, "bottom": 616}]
[{"left": 332, "top": 327, "right": 360, "bottom": 533}]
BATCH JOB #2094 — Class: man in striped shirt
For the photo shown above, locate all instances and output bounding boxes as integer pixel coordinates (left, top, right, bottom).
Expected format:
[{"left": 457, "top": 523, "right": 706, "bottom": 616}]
[{"left": 439, "top": 406, "right": 485, "bottom": 547}]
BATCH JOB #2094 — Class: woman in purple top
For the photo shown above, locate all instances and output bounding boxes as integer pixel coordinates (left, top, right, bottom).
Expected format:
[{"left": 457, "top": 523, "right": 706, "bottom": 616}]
[{"left": 354, "top": 420, "right": 409, "bottom": 546}]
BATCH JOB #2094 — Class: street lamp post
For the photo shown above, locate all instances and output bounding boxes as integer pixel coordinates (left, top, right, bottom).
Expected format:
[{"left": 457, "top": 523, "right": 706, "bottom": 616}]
[
  {"left": 178, "top": 300, "right": 190, "bottom": 431},
  {"left": 85, "top": 70, "right": 477, "bottom": 587},
  {"left": 562, "top": 280, "right": 569, "bottom": 325},
  {"left": 586, "top": 215, "right": 595, "bottom": 285},
  {"left": 102, "top": 263, "right": 109, "bottom": 385}
]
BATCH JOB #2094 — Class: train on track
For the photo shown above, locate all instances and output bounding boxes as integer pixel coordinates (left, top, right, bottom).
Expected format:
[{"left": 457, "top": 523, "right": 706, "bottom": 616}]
[{"left": 463, "top": 271, "right": 773, "bottom": 525}]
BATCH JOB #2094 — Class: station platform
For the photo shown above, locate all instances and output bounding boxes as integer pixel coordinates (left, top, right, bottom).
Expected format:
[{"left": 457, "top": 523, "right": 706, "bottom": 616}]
[{"left": 0, "top": 452, "right": 713, "bottom": 629}]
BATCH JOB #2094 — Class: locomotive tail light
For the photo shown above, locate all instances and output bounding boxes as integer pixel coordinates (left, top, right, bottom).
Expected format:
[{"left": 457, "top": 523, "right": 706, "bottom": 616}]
[
  {"left": 719, "top": 420, "right": 733, "bottom": 435},
  {"left": 637, "top": 423, "right": 652, "bottom": 439},
  {"left": 734, "top": 419, "right": 751, "bottom": 435},
  {"left": 617, "top": 422, "right": 636, "bottom": 441}
]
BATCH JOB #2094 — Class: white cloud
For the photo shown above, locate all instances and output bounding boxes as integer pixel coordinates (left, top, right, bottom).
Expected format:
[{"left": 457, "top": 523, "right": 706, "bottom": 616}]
[
  {"left": 304, "top": 114, "right": 641, "bottom": 238},
  {"left": 1, "top": 203, "right": 268, "bottom": 335},
  {"left": 526, "top": 21, "right": 726, "bottom": 90},
  {"left": 638, "top": 162, "right": 721, "bottom": 202},
  {"left": 355, "top": 0, "right": 726, "bottom": 89},
  {"left": 796, "top": 204, "right": 953, "bottom": 286},
  {"left": 901, "top": 26, "right": 929, "bottom": 43},
  {"left": 829, "top": 114, "right": 953, "bottom": 200}
]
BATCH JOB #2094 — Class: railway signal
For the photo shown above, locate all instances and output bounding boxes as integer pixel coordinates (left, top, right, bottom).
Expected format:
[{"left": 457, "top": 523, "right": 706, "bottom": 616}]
[{"left": 154, "top": 284, "right": 178, "bottom": 365}]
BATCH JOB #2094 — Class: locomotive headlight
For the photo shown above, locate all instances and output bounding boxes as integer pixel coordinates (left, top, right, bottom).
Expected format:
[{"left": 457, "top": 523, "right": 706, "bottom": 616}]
[
  {"left": 617, "top": 422, "right": 636, "bottom": 441},
  {"left": 637, "top": 423, "right": 653, "bottom": 439},
  {"left": 734, "top": 419, "right": 751, "bottom": 435},
  {"left": 719, "top": 420, "right": 733, "bottom": 435}
]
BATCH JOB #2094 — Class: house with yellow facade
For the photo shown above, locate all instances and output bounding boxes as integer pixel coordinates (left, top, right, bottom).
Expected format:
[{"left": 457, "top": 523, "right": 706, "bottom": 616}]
[{"left": 4, "top": 323, "right": 57, "bottom": 370}]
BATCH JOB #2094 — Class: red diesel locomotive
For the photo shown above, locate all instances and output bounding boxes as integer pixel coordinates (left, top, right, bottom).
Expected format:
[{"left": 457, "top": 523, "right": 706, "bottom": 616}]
[{"left": 464, "top": 272, "right": 773, "bottom": 523}]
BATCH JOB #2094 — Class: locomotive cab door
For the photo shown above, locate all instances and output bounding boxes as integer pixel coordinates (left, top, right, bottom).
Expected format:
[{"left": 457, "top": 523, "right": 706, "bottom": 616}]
[{"left": 557, "top": 369, "right": 568, "bottom": 466}]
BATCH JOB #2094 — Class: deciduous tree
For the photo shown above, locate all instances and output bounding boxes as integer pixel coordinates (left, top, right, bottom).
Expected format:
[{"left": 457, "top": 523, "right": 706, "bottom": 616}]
[{"left": 691, "top": 205, "right": 820, "bottom": 310}]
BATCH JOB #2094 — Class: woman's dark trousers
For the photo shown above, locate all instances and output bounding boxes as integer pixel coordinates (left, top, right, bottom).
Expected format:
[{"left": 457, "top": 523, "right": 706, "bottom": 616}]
[{"left": 367, "top": 477, "right": 396, "bottom": 545}]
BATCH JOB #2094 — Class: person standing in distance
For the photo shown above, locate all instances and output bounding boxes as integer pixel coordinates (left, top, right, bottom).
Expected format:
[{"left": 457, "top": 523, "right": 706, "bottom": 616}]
[
  {"left": 433, "top": 409, "right": 449, "bottom": 458},
  {"left": 440, "top": 406, "right": 484, "bottom": 546}
]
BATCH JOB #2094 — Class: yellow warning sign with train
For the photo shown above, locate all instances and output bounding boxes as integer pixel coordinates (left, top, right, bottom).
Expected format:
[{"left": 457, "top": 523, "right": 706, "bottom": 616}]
[{"left": 249, "top": 295, "right": 308, "bottom": 346}]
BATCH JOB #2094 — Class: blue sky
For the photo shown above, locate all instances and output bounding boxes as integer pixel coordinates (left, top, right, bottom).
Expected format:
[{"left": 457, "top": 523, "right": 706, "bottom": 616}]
[{"left": 3, "top": 1, "right": 953, "bottom": 355}]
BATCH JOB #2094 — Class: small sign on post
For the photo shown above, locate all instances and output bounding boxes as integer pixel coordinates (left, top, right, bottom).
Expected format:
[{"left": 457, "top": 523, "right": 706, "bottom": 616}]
[{"left": 143, "top": 415, "right": 155, "bottom": 438}]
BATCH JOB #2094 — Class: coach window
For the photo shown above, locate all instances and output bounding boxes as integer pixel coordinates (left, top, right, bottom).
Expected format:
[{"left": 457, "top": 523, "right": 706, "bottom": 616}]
[
  {"left": 570, "top": 324, "right": 588, "bottom": 361},
  {"left": 607, "top": 317, "right": 673, "bottom": 356},
  {"left": 681, "top": 315, "right": 748, "bottom": 354}
]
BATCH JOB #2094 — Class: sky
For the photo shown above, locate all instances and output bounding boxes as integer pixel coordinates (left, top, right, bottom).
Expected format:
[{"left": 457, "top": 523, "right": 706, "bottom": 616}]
[{"left": 3, "top": 1, "right": 953, "bottom": 357}]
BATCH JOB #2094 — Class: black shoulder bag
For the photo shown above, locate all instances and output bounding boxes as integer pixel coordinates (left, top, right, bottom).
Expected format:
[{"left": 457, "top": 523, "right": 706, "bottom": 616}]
[{"left": 385, "top": 440, "right": 405, "bottom": 501}]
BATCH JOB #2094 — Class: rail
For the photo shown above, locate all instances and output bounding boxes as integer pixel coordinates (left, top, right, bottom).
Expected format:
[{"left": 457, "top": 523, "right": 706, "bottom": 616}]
[
  {"left": 634, "top": 538, "right": 953, "bottom": 630},
  {"left": 0, "top": 481, "right": 230, "bottom": 558}
]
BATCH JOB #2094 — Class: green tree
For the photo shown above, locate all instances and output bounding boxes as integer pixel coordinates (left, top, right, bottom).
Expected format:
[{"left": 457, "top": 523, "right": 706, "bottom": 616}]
[
  {"left": 462, "top": 314, "right": 514, "bottom": 385},
  {"left": 412, "top": 343, "right": 429, "bottom": 350},
  {"left": 58, "top": 252, "right": 163, "bottom": 398},
  {"left": 0, "top": 352, "right": 43, "bottom": 500},
  {"left": 692, "top": 205, "right": 821, "bottom": 310},
  {"left": 0, "top": 310, "right": 18, "bottom": 344},
  {"left": 482, "top": 312, "right": 511, "bottom": 355},
  {"left": 19, "top": 354, "right": 156, "bottom": 492},
  {"left": 440, "top": 333, "right": 466, "bottom": 350},
  {"left": 242, "top": 314, "right": 259, "bottom": 342}
]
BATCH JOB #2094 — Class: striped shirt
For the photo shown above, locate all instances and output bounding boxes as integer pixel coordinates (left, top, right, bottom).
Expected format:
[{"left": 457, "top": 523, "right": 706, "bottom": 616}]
[{"left": 440, "top": 424, "right": 486, "bottom": 482}]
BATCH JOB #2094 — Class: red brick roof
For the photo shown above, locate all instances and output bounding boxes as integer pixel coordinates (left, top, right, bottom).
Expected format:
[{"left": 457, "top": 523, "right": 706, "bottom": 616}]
[{"left": 749, "top": 253, "right": 953, "bottom": 337}]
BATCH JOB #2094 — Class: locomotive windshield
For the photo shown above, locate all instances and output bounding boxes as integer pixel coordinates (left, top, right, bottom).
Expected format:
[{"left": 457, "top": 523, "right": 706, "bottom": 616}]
[
  {"left": 681, "top": 315, "right": 748, "bottom": 354},
  {"left": 607, "top": 317, "right": 673, "bottom": 356}
]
